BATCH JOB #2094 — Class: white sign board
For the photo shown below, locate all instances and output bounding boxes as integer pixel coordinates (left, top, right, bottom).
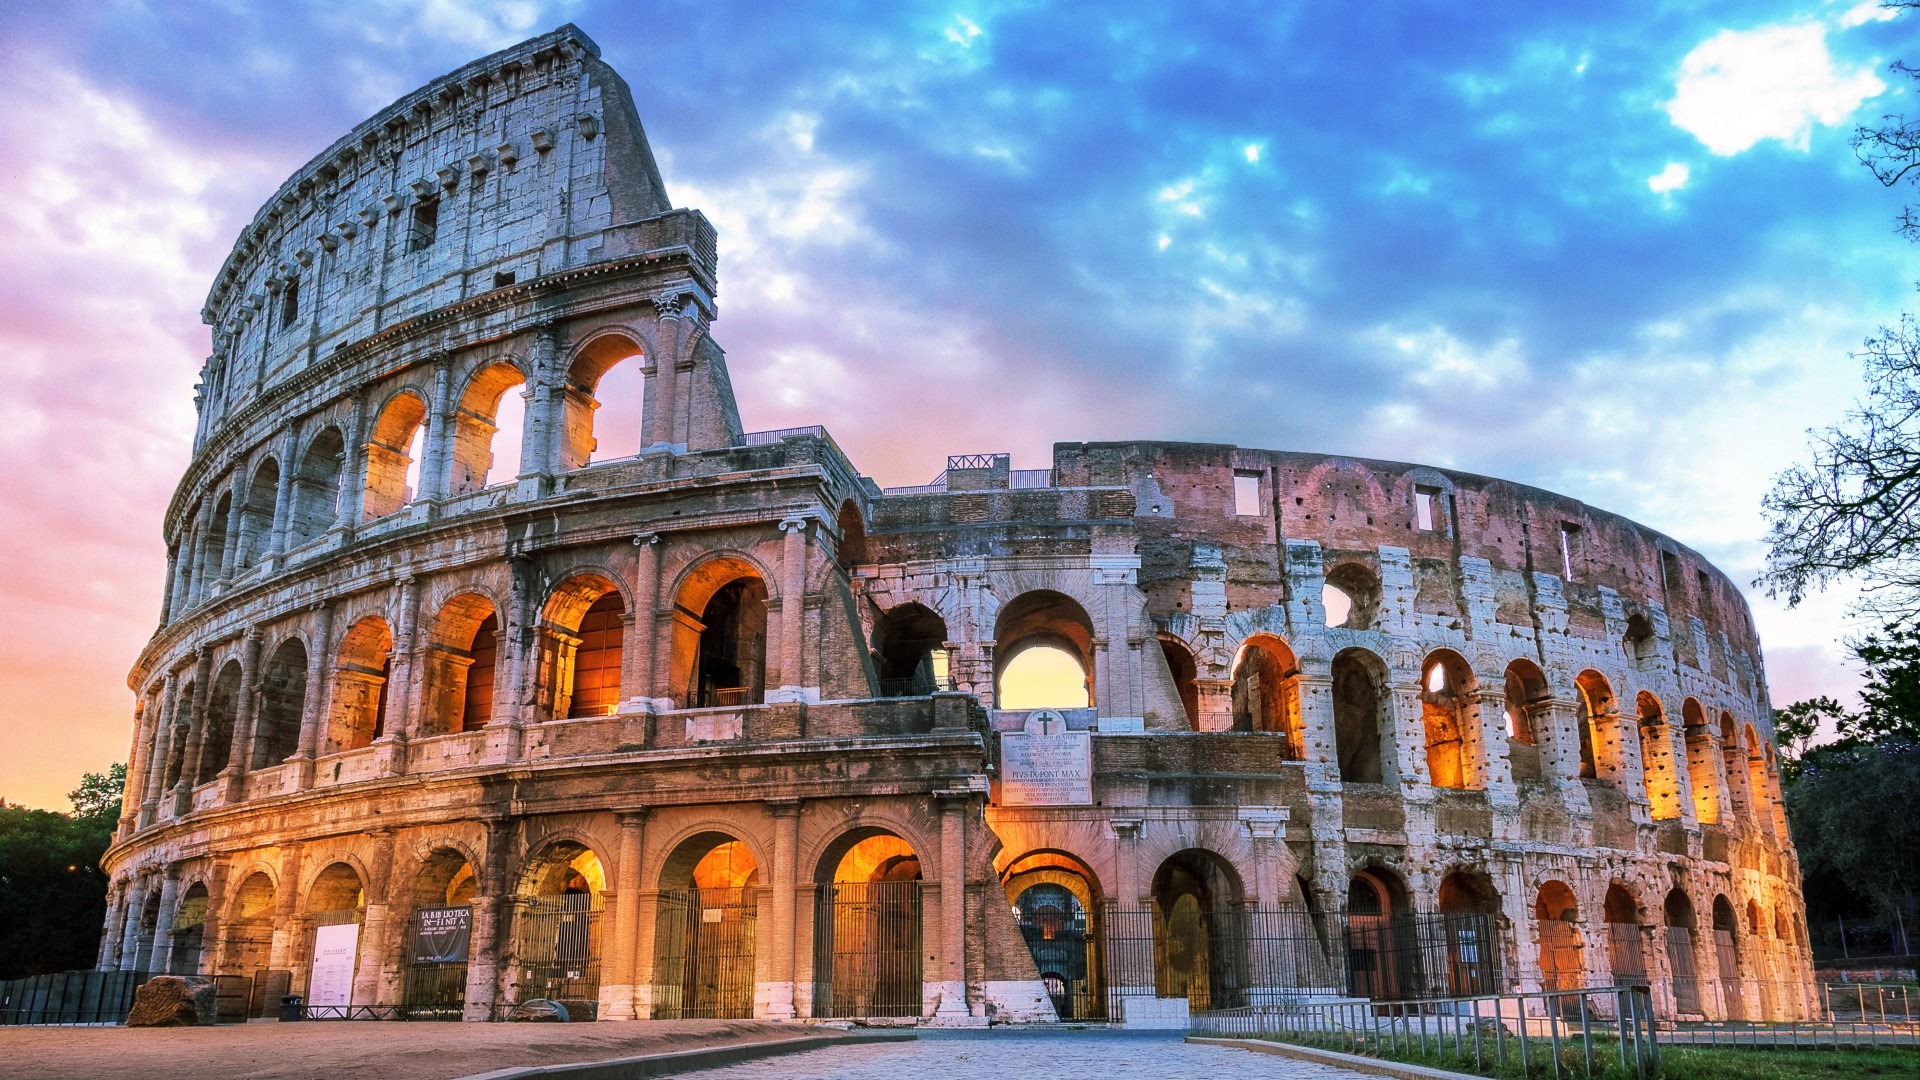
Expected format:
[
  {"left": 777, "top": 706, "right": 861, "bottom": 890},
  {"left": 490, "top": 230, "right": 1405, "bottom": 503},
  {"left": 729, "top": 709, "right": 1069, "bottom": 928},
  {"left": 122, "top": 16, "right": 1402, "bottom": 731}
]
[
  {"left": 999, "top": 712, "right": 1092, "bottom": 806},
  {"left": 308, "top": 922, "right": 360, "bottom": 1007}
]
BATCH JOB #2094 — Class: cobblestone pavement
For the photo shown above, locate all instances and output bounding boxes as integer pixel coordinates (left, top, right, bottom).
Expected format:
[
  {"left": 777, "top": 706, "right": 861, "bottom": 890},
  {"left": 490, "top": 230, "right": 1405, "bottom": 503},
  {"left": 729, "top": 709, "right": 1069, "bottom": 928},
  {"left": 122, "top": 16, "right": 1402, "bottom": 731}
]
[{"left": 679, "top": 1028, "right": 1374, "bottom": 1079}]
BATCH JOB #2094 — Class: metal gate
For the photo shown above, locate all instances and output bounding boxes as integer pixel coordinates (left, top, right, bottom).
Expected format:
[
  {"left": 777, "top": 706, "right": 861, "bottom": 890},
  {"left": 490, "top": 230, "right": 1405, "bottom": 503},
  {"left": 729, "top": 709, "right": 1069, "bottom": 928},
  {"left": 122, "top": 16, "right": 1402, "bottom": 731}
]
[
  {"left": 1105, "top": 903, "right": 1351, "bottom": 1017},
  {"left": 652, "top": 888, "right": 758, "bottom": 1019},
  {"left": 1342, "top": 912, "right": 1498, "bottom": 1002},
  {"left": 812, "top": 881, "right": 922, "bottom": 1018},
  {"left": 400, "top": 963, "right": 468, "bottom": 1019},
  {"left": 512, "top": 893, "right": 602, "bottom": 1011},
  {"left": 1607, "top": 923, "right": 1648, "bottom": 987},
  {"left": 1015, "top": 886, "right": 1101, "bottom": 1019},
  {"left": 1665, "top": 927, "right": 1703, "bottom": 1014},
  {"left": 1713, "top": 929, "right": 1743, "bottom": 1020}
]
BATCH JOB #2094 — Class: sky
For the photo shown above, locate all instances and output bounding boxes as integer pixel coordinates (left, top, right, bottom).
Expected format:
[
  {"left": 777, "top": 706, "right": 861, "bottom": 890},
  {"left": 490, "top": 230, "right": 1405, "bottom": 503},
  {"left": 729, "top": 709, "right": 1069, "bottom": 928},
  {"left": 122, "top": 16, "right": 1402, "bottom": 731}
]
[{"left": 0, "top": 0, "right": 1914, "bottom": 810}]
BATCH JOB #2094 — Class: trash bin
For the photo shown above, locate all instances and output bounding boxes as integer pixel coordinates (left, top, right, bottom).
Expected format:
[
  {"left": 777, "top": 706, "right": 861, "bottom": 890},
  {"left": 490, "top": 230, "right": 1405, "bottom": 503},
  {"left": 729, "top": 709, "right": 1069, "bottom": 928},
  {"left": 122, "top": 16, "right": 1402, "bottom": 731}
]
[{"left": 279, "top": 994, "right": 304, "bottom": 1022}]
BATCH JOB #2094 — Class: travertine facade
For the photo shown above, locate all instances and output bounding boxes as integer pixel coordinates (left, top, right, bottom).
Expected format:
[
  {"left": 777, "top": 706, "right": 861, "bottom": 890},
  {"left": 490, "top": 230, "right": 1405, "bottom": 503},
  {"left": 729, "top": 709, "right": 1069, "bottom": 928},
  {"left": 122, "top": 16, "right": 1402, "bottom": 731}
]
[{"left": 99, "top": 25, "right": 1814, "bottom": 1025}]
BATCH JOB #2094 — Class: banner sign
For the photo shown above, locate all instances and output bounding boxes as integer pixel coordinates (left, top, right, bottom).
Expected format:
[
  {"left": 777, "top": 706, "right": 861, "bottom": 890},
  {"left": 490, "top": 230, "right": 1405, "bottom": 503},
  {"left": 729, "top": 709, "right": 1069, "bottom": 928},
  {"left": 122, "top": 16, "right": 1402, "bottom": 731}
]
[
  {"left": 307, "top": 922, "right": 360, "bottom": 1007},
  {"left": 410, "top": 905, "right": 472, "bottom": 964}
]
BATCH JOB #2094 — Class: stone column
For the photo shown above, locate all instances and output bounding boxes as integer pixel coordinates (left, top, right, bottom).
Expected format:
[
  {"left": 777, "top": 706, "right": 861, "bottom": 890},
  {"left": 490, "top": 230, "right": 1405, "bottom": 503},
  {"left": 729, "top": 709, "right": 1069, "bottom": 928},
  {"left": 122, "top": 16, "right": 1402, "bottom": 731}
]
[
  {"left": 98, "top": 880, "right": 129, "bottom": 970},
  {"left": 219, "top": 473, "right": 246, "bottom": 581},
  {"left": 375, "top": 575, "right": 418, "bottom": 776},
  {"left": 221, "top": 629, "right": 264, "bottom": 802},
  {"left": 352, "top": 828, "right": 396, "bottom": 1006},
  {"left": 773, "top": 516, "right": 810, "bottom": 702},
  {"left": 651, "top": 302, "right": 682, "bottom": 448},
  {"left": 626, "top": 534, "right": 660, "bottom": 709},
  {"left": 268, "top": 424, "right": 299, "bottom": 564},
  {"left": 201, "top": 858, "right": 231, "bottom": 977},
  {"left": 421, "top": 356, "right": 454, "bottom": 504},
  {"left": 600, "top": 809, "right": 649, "bottom": 1020},
  {"left": 269, "top": 843, "right": 303, "bottom": 973},
  {"left": 120, "top": 697, "right": 153, "bottom": 837},
  {"left": 335, "top": 391, "right": 367, "bottom": 531},
  {"left": 291, "top": 603, "right": 335, "bottom": 790},
  {"left": 519, "top": 323, "right": 561, "bottom": 486},
  {"left": 933, "top": 792, "right": 971, "bottom": 1020},
  {"left": 177, "top": 648, "right": 215, "bottom": 809},
  {"left": 140, "top": 676, "right": 178, "bottom": 827},
  {"left": 464, "top": 817, "right": 513, "bottom": 1021},
  {"left": 764, "top": 800, "right": 800, "bottom": 1019},
  {"left": 147, "top": 866, "right": 183, "bottom": 974},
  {"left": 1474, "top": 688, "right": 1520, "bottom": 808},
  {"left": 118, "top": 874, "right": 152, "bottom": 970},
  {"left": 159, "top": 546, "right": 178, "bottom": 625},
  {"left": 486, "top": 559, "right": 532, "bottom": 763}
]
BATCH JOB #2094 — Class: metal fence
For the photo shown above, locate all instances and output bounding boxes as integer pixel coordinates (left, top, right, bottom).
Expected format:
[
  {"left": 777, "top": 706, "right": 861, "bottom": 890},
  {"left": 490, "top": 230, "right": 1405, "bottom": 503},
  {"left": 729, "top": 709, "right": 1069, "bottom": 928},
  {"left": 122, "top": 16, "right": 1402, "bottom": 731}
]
[
  {"left": 652, "top": 887, "right": 758, "bottom": 1019},
  {"left": 812, "top": 881, "right": 923, "bottom": 1018},
  {"left": 0, "top": 970, "right": 154, "bottom": 1026},
  {"left": 510, "top": 893, "right": 602, "bottom": 1016},
  {"left": 1192, "top": 986, "right": 1662, "bottom": 1080}
]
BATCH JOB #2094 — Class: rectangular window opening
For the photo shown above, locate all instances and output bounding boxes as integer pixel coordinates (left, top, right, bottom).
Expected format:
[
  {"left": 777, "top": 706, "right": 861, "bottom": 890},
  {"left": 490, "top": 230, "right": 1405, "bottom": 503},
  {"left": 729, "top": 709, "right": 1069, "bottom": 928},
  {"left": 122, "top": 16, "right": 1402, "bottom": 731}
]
[
  {"left": 1233, "top": 471, "right": 1263, "bottom": 516},
  {"left": 1559, "top": 523, "right": 1580, "bottom": 580},
  {"left": 1661, "top": 550, "right": 1682, "bottom": 594},
  {"left": 493, "top": 270, "right": 516, "bottom": 289},
  {"left": 1415, "top": 486, "right": 1440, "bottom": 531},
  {"left": 1696, "top": 569, "right": 1713, "bottom": 616},
  {"left": 409, "top": 198, "right": 440, "bottom": 252},
  {"left": 280, "top": 278, "right": 299, "bottom": 329}
]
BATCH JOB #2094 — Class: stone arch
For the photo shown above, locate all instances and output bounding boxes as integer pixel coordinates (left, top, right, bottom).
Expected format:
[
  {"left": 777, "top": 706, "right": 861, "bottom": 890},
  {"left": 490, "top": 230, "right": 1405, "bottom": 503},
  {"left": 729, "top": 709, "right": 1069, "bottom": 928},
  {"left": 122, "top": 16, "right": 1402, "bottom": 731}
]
[
  {"left": 201, "top": 488, "right": 233, "bottom": 585},
  {"left": 1332, "top": 647, "right": 1388, "bottom": 783},
  {"left": 1574, "top": 670, "right": 1618, "bottom": 782},
  {"left": 236, "top": 457, "right": 279, "bottom": 569},
  {"left": 1637, "top": 691, "right": 1684, "bottom": 820},
  {"left": 197, "top": 659, "right": 244, "bottom": 785},
  {"left": 1347, "top": 864, "right": 1414, "bottom": 1000},
  {"left": 1503, "top": 658, "right": 1549, "bottom": 746},
  {"left": 1711, "top": 893, "right": 1743, "bottom": 1018},
  {"left": 1604, "top": 881, "right": 1649, "bottom": 987},
  {"left": 1158, "top": 633, "right": 1200, "bottom": 729},
  {"left": 161, "top": 676, "right": 196, "bottom": 791},
  {"left": 1664, "top": 887, "right": 1704, "bottom": 1014},
  {"left": 290, "top": 425, "right": 346, "bottom": 546},
  {"left": 1535, "top": 880, "right": 1584, "bottom": 992},
  {"left": 305, "top": 860, "right": 367, "bottom": 914},
  {"left": 871, "top": 602, "right": 949, "bottom": 696},
  {"left": 994, "top": 589, "right": 1096, "bottom": 709},
  {"left": 562, "top": 329, "right": 647, "bottom": 468},
  {"left": 450, "top": 359, "right": 528, "bottom": 494},
  {"left": 666, "top": 553, "right": 769, "bottom": 709},
  {"left": 1682, "top": 698, "right": 1720, "bottom": 824},
  {"left": 537, "top": 571, "right": 627, "bottom": 720},
  {"left": 1419, "top": 648, "right": 1481, "bottom": 789},
  {"left": 1151, "top": 849, "right": 1248, "bottom": 1009},
  {"left": 253, "top": 637, "right": 308, "bottom": 768},
  {"left": 652, "top": 829, "right": 763, "bottom": 1020},
  {"left": 1623, "top": 611, "right": 1658, "bottom": 664},
  {"left": 811, "top": 825, "right": 925, "bottom": 1019},
  {"left": 1322, "top": 561, "right": 1381, "bottom": 630},
  {"left": 170, "top": 880, "right": 211, "bottom": 974},
  {"left": 1230, "top": 633, "right": 1303, "bottom": 755},
  {"left": 1719, "top": 711, "right": 1751, "bottom": 822},
  {"left": 362, "top": 389, "right": 428, "bottom": 519},
  {"left": 1744, "top": 723, "right": 1774, "bottom": 838},
  {"left": 1437, "top": 867, "right": 1500, "bottom": 995},
  {"left": 327, "top": 615, "right": 393, "bottom": 753},
  {"left": 221, "top": 870, "right": 277, "bottom": 976},
  {"left": 421, "top": 592, "right": 500, "bottom": 735},
  {"left": 836, "top": 500, "right": 868, "bottom": 569}
]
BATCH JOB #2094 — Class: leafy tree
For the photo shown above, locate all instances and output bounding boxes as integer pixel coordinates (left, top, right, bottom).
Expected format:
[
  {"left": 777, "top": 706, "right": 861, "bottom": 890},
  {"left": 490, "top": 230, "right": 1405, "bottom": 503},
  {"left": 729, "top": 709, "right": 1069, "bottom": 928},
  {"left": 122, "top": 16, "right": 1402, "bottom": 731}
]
[
  {"left": 1788, "top": 739, "right": 1920, "bottom": 954},
  {"left": 0, "top": 765, "right": 125, "bottom": 980},
  {"left": 1773, "top": 696, "right": 1845, "bottom": 779}
]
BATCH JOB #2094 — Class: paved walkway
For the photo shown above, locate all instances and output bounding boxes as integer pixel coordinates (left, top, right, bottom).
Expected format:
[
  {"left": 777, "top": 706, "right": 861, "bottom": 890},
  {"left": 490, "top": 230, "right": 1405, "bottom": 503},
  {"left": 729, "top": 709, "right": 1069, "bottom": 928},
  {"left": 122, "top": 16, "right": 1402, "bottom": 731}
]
[{"left": 678, "top": 1028, "right": 1378, "bottom": 1079}]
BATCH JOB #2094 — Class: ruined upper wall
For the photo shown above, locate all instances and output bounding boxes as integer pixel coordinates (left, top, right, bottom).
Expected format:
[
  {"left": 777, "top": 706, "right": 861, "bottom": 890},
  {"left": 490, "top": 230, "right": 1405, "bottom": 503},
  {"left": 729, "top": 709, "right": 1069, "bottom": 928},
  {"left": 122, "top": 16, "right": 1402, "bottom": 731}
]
[{"left": 194, "top": 24, "right": 674, "bottom": 441}]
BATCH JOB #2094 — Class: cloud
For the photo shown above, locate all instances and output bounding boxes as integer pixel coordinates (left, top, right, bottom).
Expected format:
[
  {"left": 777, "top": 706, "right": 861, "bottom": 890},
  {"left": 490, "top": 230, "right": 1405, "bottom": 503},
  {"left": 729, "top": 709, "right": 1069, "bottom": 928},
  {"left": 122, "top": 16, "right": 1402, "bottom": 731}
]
[
  {"left": 1666, "top": 21, "right": 1885, "bottom": 155},
  {"left": 1839, "top": 1, "right": 1901, "bottom": 29},
  {"left": 1648, "top": 161, "right": 1690, "bottom": 193}
]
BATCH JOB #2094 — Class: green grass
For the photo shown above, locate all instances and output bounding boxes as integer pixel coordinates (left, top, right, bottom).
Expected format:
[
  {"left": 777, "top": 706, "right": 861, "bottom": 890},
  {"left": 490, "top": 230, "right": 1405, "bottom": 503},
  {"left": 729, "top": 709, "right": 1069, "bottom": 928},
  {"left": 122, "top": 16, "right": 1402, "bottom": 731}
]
[{"left": 1249, "top": 1032, "right": 1920, "bottom": 1080}]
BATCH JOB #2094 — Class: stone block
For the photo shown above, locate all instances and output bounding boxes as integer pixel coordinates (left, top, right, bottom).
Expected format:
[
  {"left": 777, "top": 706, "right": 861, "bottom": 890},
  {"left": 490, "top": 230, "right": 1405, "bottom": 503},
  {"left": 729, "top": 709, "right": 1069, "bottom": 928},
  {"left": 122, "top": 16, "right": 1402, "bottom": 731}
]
[{"left": 125, "top": 976, "right": 217, "bottom": 1027}]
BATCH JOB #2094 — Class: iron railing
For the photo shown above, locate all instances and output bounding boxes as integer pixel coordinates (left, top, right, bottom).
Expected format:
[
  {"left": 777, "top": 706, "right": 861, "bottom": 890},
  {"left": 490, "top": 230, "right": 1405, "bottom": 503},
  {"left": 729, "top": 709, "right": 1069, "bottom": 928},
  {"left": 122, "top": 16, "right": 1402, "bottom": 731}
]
[
  {"left": 652, "top": 888, "right": 758, "bottom": 1019},
  {"left": 0, "top": 970, "right": 154, "bottom": 1026},
  {"left": 399, "top": 962, "right": 468, "bottom": 1020},
  {"left": 1192, "top": 986, "right": 1662, "bottom": 1080},
  {"left": 812, "top": 881, "right": 923, "bottom": 1018},
  {"left": 511, "top": 893, "right": 602, "bottom": 1016}
]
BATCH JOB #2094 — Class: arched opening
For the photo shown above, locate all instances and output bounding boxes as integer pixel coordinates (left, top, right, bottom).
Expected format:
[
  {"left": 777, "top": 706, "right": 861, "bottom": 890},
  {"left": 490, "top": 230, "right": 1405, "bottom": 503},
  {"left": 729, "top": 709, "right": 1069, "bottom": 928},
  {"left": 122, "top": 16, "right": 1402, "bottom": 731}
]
[
  {"left": 400, "top": 848, "right": 477, "bottom": 1019},
  {"left": 289, "top": 427, "right": 345, "bottom": 547},
  {"left": 538, "top": 576, "right": 626, "bottom": 720},
  {"left": 1575, "top": 670, "right": 1616, "bottom": 782},
  {"left": 1158, "top": 635, "right": 1200, "bottom": 729},
  {"left": 202, "top": 491, "right": 232, "bottom": 584},
  {"left": 422, "top": 594, "right": 498, "bottom": 735},
  {"left": 813, "top": 830, "right": 924, "bottom": 1018},
  {"left": 1503, "top": 659, "right": 1549, "bottom": 781},
  {"left": 669, "top": 558, "right": 768, "bottom": 709},
  {"left": 994, "top": 590, "right": 1096, "bottom": 710},
  {"left": 871, "top": 603, "right": 949, "bottom": 697},
  {"left": 450, "top": 361, "right": 528, "bottom": 494},
  {"left": 302, "top": 862, "right": 365, "bottom": 1009},
  {"left": 1438, "top": 870, "right": 1499, "bottom": 995},
  {"left": 1322, "top": 563, "right": 1381, "bottom": 630},
  {"left": 1347, "top": 867, "right": 1414, "bottom": 1000},
  {"left": 197, "top": 660, "right": 243, "bottom": 786},
  {"left": 512, "top": 841, "right": 606, "bottom": 1014},
  {"left": 836, "top": 501, "right": 868, "bottom": 570},
  {"left": 1765, "top": 745, "right": 1790, "bottom": 838},
  {"left": 1002, "top": 851, "right": 1104, "bottom": 1020},
  {"left": 161, "top": 679, "right": 195, "bottom": 792},
  {"left": 563, "top": 333, "right": 645, "bottom": 468},
  {"left": 362, "top": 391, "right": 428, "bottom": 519},
  {"left": 1682, "top": 699, "right": 1719, "bottom": 824},
  {"left": 1711, "top": 894, "right": 1743, "bottom": 1020},
  {"left": 1604, "top": 883, "right": 1648, "bottom": 988},
  {"left": 136, "top": 891, "right": 162, "bottom": 969},
  {"left": 1332, "top": 648, "right": 1387, "bottom": 783},
  {"left": 1151, "top": 850, "right": 1246, "bottom": 1010},
  {"left": 236, "top": 459, "right": 279, "bottom": 569},
  {"left": 1231, "top": 634, "right": 1303, "bottom": 756},
  {"left": 1623, "top": 611, "right": 1658, "bottom": 664},
  {"left": 327, "top": 616, "right": 393, "bottom": 753},
  {"left": 220, "top": 872, "right": 276, "bottom": 994},
  {"left": 652, "top": 833, "right": 760, "bottom": 1019},
  {"left": 1420, "top": 650, "right": 1481, "bottom": 789},
  {"left": 1535, "top": 881, "right": 1583, "bottom": 994},
  {"left": 1744, "top": 724, "right": 1774, "bottom": 839},
  {"left": 1664, "top": 889, "right": 1703, "bottom": 1015},
  {"left": 171, "top": 882, "right": 209, "bottom": 975},
  {"left": 253, "top": 639, "right": 307, "bottom": 769},
  {"left": 1637, "top": 692, "right": 1683, "bottom": 820},
  {"left": 1719, "top": 713, "right": 1751, "bottom": 823}
]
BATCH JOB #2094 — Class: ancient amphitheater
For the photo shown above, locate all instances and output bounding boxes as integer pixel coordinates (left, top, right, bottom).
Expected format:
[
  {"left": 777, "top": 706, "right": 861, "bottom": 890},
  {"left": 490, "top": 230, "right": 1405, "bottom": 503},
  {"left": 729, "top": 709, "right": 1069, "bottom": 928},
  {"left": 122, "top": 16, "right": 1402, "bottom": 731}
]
[{"left": 97, "top": 25, "right": 1813, "bottom": 1026}]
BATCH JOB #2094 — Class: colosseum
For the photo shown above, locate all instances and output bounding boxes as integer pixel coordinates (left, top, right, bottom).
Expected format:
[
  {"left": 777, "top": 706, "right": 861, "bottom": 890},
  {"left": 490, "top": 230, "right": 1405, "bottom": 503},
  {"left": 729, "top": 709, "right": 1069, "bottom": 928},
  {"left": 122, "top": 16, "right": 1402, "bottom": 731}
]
[{"left": 97, "top": 24, "right": 1814, "bottom": 1027}]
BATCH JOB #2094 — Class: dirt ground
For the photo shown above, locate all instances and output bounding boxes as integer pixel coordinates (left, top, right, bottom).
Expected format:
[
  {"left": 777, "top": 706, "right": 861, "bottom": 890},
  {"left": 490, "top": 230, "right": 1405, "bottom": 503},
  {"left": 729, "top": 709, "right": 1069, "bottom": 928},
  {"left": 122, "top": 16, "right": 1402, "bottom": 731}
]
[{"left": 0, "top": 1019, "right": 856, "bottom": 1080}]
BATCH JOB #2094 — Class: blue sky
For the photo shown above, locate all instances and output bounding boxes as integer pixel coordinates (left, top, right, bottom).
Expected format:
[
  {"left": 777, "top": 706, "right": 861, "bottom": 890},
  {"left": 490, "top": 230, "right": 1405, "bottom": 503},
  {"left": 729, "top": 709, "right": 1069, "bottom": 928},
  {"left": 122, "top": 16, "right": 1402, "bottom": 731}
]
[{"left": 0, "top": 0, "right": 1913, "bottom": 805}]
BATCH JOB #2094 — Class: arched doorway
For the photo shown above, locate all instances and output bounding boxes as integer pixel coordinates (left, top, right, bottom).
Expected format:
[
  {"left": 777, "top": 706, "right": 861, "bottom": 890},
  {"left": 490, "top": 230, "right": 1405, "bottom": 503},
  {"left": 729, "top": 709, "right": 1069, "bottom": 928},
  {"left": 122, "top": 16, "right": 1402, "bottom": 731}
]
[
  {"left": 1503, "top": 659, "right": 1549, "bottom": 782},
  {"left": 1346, "top": 868, "right": 1413, "bottom": 1000},
  {"left": 1003, "top": 851, "right": 1104, "bottom": 1020},
  {"left": 1711, "top": 894, "right": 1743, "bottom": 1021},
  {"left": 253, "top": 639, "right": 307, "bottom": 768},
  {"left": 813, "top": 830, "right": 923, "bottom": 1018},
  {"left": 1438, "top": 871, "right": 1499, "bottom": 995},
  {"left": 652, "top": 833, "right": 760, "bottom": 1019},
  {"left": 512, "top": 842, "right": 605, "bottom": 1016},
  {"left": 170, "top": 882, "right": 209, "bottom": 974},
  {"left": 994, "top": 590, "right": 1095, "bottom": 709},
  {"left": 1637, "top": 693, "right": 1683, "bottom": 820},
  {"left": 1604, "top": 883, "right": 1648, "bottom": 988},
  {"left": 1231, "top": 634, "right": 1303, "bottom": 756},
  {"left": 302, "top": 863, "right": 365, "bottom": 1011},
  {"left": 1151, "top": 850, "right": 1246, "bottom": 1011},
  {"left": 423, "top": 594, "right": 500, "bottom": 734},
  {"left": 220, "top": 872, "right": 276, "bottom": 1006},
  {"left": 538, "top": 576, "right": 626, "bottom": 720},
  {"left": 1420, "top": 650, "right": 1480, "bottom": 789},
  {"left": 400, "top": 849, "right": 477, "bottom": 1019},
  {"left": 1158, "top": 635, "right": 1200, "bottom": 729},
  {"left": 871, "top": 603, "right": 949, "bottom": 697},
  {"left": 1575, "top": 671, "right": 1615, "bottom": 781},
  {"left": 1663, "top": 889, "right": 1702, "bottom": 1015},
  {"left": 328, "top": 616, "right": 393, "bottom": 752},
  {"left": 1535, "top": 881, "right": 1584, "bottom": 996},
  {"left": 672, "top": 558, "right": 769, "bottom": 708},
  {"left": 1331, "top": 649, "right": 1387, "bottom": 783}
]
